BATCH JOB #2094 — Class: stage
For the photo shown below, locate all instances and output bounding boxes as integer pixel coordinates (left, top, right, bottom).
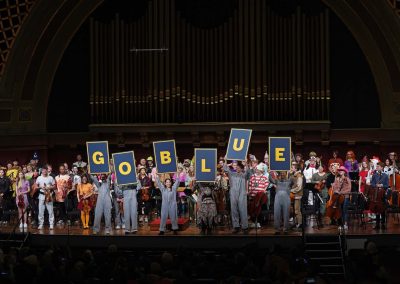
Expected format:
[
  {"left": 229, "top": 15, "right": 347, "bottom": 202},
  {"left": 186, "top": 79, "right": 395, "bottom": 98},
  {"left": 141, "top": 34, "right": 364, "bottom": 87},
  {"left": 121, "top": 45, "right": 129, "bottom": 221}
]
[{"left": 2, "top": 217, "right": 400, "bottom": 250}]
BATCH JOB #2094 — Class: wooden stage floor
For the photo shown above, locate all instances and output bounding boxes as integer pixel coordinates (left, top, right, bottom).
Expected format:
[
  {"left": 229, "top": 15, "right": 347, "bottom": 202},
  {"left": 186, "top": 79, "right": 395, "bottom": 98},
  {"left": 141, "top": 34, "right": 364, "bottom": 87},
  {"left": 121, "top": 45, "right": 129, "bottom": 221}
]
[{"left": 2, "top": 216, "right": 400, "bottom": 249}]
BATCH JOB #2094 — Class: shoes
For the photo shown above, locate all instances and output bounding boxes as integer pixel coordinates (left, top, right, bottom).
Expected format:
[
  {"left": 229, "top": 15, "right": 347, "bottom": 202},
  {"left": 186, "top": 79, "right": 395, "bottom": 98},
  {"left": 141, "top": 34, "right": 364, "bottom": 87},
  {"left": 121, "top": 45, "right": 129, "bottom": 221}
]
[
  {"left": 19, "top": 223, "right": 23, "bottom": 229},
  {"left": 23, "top": 223, "right": 28, "bottom": 229},
  {"left": 232, "top": 227, "right": 241, "bottom": 234},
  {"left": 274, "top": 231, "right": 281, "bottom": 235},
  {"left": 93, "top": 231, "right": 98, "bottom": 235},
  {"left": 256, "top": 222, "right": 261, "bottom": 228},
  {"left": 125, "top": 231, "right": 130, "bottom": 235},
  {"left": 38, "top": 225, "right": 43, "bottom": 230},
  {"left": 131, "top": 230, "right": 137, "bottom": 234},
  {"left": 121, "top": 224, "right": 125, "bottom": 229},
  {"left": 115, "top": 225, "right": 121, "bottom": 230},
  {"left": 242, "top": 228, "right": 249, "bottom": 235},
  {"left": 144, "top": 217, "right": 148, "bottom": 223},
  {"left": 343, "top": 224, "right": 348, "bottom": 230},
  {"left": 105, "top": 231, "right": 110, "bottom": 235},
  {"left": 57, "top": 220, "right": 64, "bottom": 225},
  {"left": 283, "top": 230, "right": 289, "bottom": 235},
  {"left": 50, "top": 225, "right": 54, "bottom": 230},
  {"left": 158, "top": 231, "right": 164, "bottom": 235}
]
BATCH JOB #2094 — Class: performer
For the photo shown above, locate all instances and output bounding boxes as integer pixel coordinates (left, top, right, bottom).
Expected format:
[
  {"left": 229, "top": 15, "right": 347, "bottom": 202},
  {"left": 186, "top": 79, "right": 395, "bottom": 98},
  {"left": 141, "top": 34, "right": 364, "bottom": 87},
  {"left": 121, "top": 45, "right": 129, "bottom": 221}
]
[
  {"left": 73, "top": 154, "right": 87, "bottom": 169},
  {"left": 174, "top": 164, "right": 188, "bottom": 217},
  {"left": 223, "top": 158, "right": 251, "bottom": 234},
  {"left": 91, "top": 174, "right": 112, "bottom": 235},
  {"left": 77, "top": 175, "right": 94, "bottom": 229},
  {"left": 185, "top": 166, "right": 197, "bottom": 222},
  {"left": 311, "top": 165, "right": 328, "bottom": 225},
  {"left": 155, "top": 173, "right": 180, "bottom": 235},
  {"left": 16, "top": 172, "right": 30, "bottom": 229},
  {"left": 54, "top": 165, "right": 72, "bottom": 226},
  {"left": 270, "top": 171, "right": 291, "bottom": 234},
  {"left": 146, "top": 156, "right": 155, "bottom": 176},
  {"left": 303, "top": 155, "right": 319, "bottom": 216},
  {"left": 197, "top": 184, "right": 218, "bottom": 235},
  {"left": 290, "top": 167, "right": 303, "bottom": 230},
  {"left": 328, "top": 150, "right": 344, "bottom": 167},
  {"left": 359, "top": 158, "right": 371, "bottom": 194},
  {"left": 112, "top": 179, "right": 125, "bottom": 230},
  {"left": 122, "top": 180, "right": 141, "bottom": 235},
  {"left": 214, "top": 166, "right": 228, "bottom": 225},
  {"left": 138, "top": 166, "right": 152, "bottom": 224},
  {"left": 6, "top": 162, "right": 19, "bottom": 198},
  {"left": 0, "top": 168, "right": 11, "bottom": 225},
  {"left": 305, "top": 151, "right": 318, "bottom": 167},
  {"left": 330, "top": 166, "right": 351, "bottom": 229},
  {"left": 294, "top": 153, "right": 305, "bottom": 171},
  {"left": 248, "top": 164, "right": 269, "bottom": 229},
  {"left": 368, "top": 162, "right": 389, "bottom": 230},
  {"left": 344, "top": 150, "right": 359, "bottom": 173},
  {"left": 36, "top": 166, "right": 56, "bottom": 230}
]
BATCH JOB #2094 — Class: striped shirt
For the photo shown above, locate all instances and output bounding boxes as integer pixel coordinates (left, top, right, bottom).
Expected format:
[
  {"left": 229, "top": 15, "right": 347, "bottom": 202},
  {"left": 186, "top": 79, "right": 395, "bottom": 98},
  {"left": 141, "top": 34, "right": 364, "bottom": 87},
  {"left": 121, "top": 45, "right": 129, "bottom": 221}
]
[{"left": 249, "top": 174, "right": 269, "bottom": 191}]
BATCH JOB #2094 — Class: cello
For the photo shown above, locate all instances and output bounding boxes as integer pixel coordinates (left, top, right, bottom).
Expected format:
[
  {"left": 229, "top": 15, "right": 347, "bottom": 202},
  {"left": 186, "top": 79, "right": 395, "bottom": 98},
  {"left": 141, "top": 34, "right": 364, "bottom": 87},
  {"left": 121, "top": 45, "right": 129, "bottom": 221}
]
[{"left": 326, "top": 175, "right": 345, "bottom": 220}]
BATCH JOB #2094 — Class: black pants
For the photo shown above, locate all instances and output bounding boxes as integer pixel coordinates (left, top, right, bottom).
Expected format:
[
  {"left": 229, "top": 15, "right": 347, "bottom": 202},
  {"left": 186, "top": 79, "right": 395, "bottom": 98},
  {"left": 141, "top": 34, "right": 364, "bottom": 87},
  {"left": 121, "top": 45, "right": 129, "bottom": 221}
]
[
  {"left": 376, "top": 213, "right": 386, "bottom": 225},
  {"left": 55, "top": 201, "right": 66, "bottom": 222}
]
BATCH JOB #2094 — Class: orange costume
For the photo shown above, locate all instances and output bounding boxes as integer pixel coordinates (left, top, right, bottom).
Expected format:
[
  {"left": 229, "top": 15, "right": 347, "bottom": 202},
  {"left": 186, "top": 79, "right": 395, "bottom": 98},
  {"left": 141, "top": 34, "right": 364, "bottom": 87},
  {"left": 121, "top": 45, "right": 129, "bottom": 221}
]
[{"left": 77, "top": 183, "right": 94, "bottom": 229}]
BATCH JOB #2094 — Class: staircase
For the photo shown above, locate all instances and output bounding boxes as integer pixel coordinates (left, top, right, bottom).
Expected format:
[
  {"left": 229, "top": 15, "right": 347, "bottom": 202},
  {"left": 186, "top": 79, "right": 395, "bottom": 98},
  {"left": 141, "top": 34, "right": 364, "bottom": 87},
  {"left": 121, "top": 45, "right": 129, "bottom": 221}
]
[{"left": 304, "top": 234, "right": 346, "bottom": 279}]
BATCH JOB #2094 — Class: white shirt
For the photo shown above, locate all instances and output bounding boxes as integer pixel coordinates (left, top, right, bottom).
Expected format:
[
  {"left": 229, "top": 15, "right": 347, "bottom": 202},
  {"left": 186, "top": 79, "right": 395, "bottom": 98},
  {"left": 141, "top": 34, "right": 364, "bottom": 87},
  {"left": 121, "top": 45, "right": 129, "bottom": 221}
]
[{"left": 36, "top": 175, "right": 55, "bottom": 200}]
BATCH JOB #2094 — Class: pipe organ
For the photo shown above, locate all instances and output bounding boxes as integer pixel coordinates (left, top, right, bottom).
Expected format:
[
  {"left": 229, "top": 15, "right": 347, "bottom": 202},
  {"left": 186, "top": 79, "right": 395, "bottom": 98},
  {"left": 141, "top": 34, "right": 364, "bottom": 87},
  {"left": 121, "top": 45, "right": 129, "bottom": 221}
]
[{"left": 90, "top": 0, "right": 330, "bottom": 123}]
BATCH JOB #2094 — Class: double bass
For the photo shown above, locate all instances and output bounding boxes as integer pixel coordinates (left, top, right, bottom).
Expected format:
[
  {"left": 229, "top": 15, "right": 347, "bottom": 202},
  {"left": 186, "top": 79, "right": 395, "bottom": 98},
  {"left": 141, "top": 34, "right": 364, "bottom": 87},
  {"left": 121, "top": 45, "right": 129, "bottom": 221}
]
[{"left": 388, "top": 162, "right": 400, "bottom": 206}]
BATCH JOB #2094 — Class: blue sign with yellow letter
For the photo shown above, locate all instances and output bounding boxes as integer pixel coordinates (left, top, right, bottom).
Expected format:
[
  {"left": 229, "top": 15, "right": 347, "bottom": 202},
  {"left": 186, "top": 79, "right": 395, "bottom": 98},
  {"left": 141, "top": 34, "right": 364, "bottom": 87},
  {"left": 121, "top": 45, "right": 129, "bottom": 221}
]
[
  {"left": 268, "top": 137, "right": 291, "bottom": 171},
  {"left": 153, "top": 140, "right": 177, "bottom": 174},
  {"left": 195, "top": 148, "right": 217, "bottom": 182},
  {"left": 86, "top": 141, "right": 110, "bottom": 174},
  {"left": 226, "top": 128, "right": 252, "bottom": 161},
  {"left": 112, "top": 151, "right": 137, "bottom": 186}
]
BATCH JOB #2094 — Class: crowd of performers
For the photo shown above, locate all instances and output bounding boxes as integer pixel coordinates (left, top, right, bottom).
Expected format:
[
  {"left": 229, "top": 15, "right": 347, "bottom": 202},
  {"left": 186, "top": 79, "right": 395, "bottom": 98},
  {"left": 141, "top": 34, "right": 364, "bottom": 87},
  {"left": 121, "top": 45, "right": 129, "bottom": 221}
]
[{"left": 0, "top": 150, "right": 399, "bottom": 235}]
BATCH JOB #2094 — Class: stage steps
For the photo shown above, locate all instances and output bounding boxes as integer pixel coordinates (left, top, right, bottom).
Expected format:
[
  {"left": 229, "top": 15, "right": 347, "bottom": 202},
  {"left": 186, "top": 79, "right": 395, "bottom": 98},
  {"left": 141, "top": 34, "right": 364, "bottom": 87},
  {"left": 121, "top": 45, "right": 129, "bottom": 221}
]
[{"left": 304, "top": 234, "right": 346, "bottom": 279}]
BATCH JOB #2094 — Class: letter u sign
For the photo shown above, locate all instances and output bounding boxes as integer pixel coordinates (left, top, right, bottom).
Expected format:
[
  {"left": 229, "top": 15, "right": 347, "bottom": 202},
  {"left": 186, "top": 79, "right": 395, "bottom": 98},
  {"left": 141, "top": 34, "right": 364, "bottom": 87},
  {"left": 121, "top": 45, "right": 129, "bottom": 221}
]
[{"left": 226, "top": 128, "right": 252, "bottom": 161}]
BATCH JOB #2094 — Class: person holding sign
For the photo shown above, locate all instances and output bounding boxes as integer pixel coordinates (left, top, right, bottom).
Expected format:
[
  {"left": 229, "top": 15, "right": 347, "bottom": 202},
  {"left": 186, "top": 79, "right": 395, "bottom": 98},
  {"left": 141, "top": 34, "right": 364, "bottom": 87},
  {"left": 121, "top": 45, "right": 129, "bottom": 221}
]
[
  {"left": 91, "top": 174, "right": 112, "bottom": 235},
  {"left": 223, "top": 157, "right": 251, "bottom": 234},
  {"left": 155, "top": 173, "right": 180, "bottom": 235},
  {"left": 269, "top": 171, "right": 291, "bottom": 235},
  {"left": 122, "top": 181, "right": 142, "bottom": 235}
]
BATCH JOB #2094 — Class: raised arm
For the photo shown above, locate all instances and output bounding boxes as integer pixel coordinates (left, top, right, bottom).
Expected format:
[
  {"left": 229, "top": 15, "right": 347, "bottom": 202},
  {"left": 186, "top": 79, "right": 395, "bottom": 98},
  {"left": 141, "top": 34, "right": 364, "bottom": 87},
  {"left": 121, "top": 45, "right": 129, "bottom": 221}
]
[
  {"left": 91, "top": 175, "right": 100, "bottom": 188},
  {"left": 155, "top": 175, "right": 165, "bottom": 192},
  {"left": 172, "top": 176, "right": 180, "bottom": 191}
]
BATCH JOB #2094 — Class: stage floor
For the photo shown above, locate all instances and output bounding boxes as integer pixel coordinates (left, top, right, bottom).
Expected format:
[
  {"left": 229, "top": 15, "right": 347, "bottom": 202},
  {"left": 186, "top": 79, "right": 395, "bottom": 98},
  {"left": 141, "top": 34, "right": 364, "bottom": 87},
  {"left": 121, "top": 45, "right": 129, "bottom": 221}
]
[{"left": 2, "top": 216, "right": 400, "bottom": 249}]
